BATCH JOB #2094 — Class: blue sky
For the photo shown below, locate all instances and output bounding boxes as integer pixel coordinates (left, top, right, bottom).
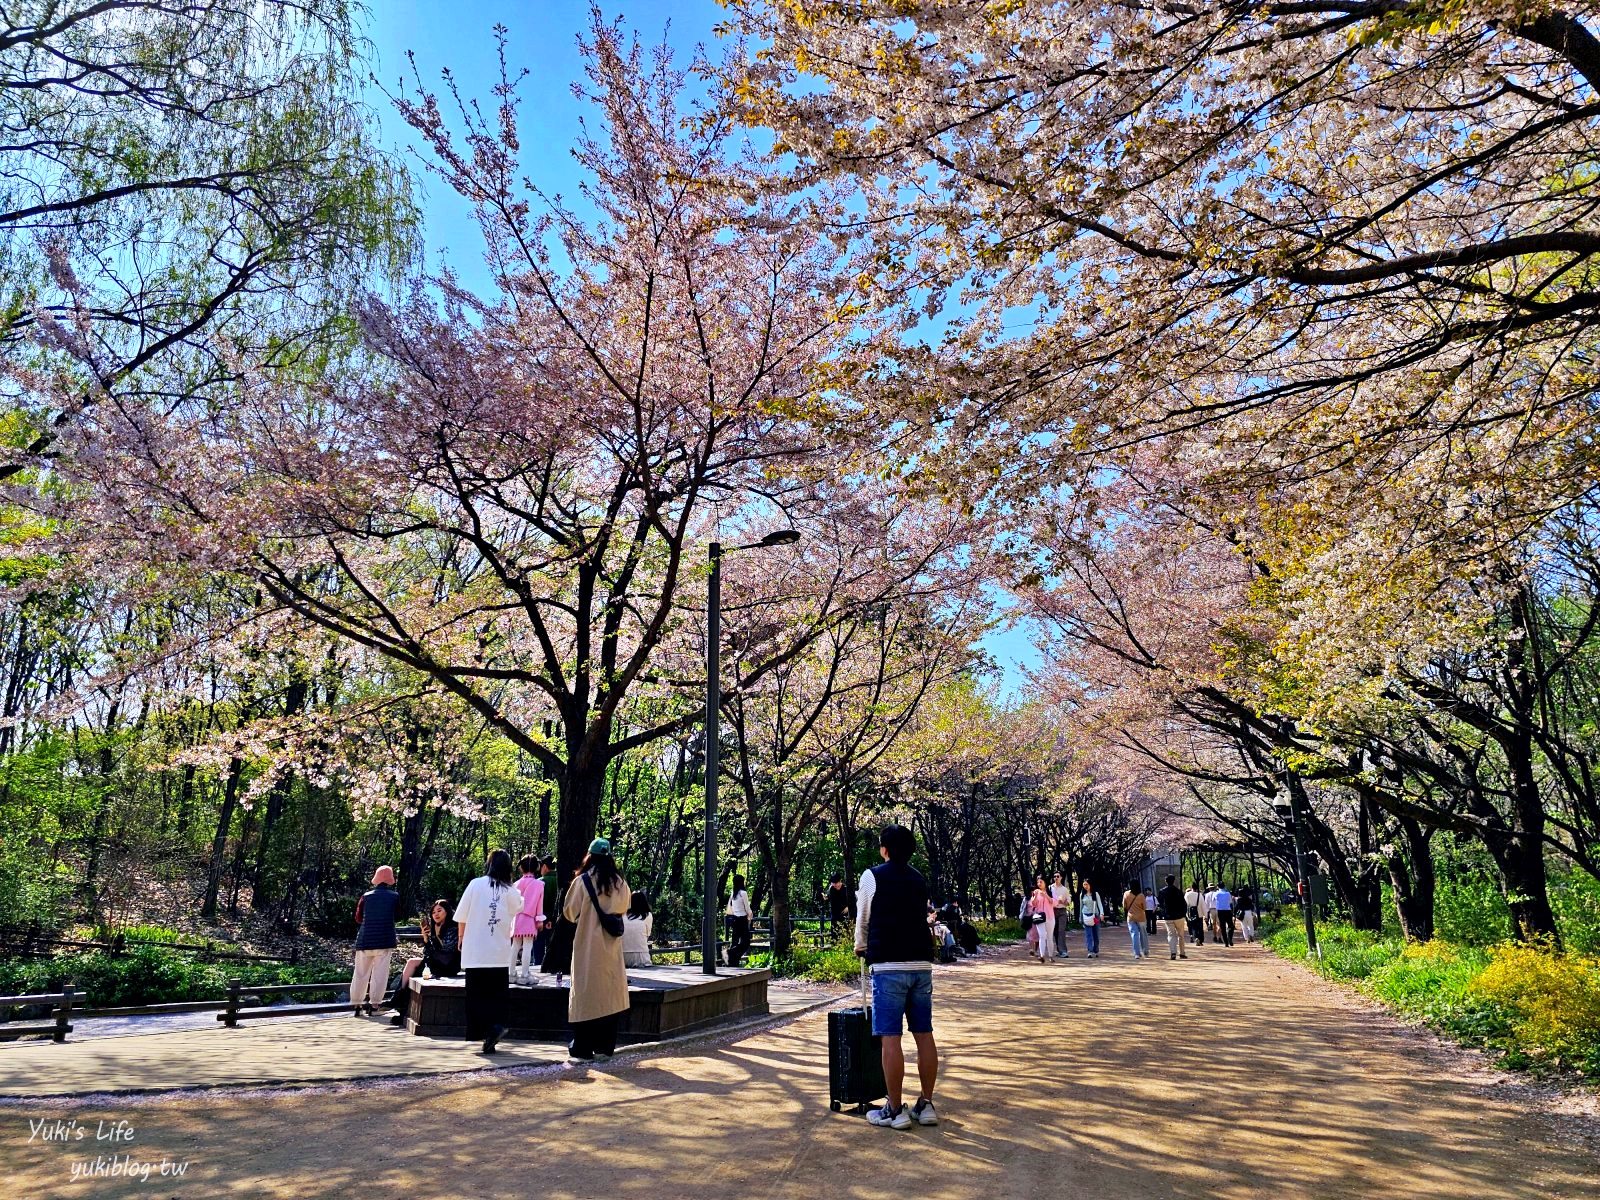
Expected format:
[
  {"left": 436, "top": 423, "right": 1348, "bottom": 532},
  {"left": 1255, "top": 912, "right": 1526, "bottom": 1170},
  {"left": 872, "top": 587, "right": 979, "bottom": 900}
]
[{"left": 365, "top": 3, "right": 1042, "bottom": 697}]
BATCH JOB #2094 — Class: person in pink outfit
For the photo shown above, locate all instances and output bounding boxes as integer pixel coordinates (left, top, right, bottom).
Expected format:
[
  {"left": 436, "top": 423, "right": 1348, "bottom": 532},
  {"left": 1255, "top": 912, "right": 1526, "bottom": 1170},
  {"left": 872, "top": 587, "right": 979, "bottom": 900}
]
[{"left": 511, "top": 854, "right": 546, "bottom": 984}]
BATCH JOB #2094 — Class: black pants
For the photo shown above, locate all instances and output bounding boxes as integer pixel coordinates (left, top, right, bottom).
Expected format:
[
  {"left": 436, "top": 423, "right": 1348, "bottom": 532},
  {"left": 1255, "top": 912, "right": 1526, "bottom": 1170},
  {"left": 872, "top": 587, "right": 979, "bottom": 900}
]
[
  {"left": 532, "top": 926, "right": 551, "bottom": 965},
  {"left": 1146, "top": 911, "right": 1158, "bottom": 935},
  {"left": 1217, "top": 910, "right": 1235, "bottom": 947},
  {"left": 1187, "top": 910, "right": 1204, "bottom": 944},
  {"left": 727, "top": 915, "right": 752, "bottom": 966},
  {"left": 463, "top": 967, "right": 509, "bottom": 1041},
  {"left": 570, "top": 1013, "right": 620, "bottom": 1058}
]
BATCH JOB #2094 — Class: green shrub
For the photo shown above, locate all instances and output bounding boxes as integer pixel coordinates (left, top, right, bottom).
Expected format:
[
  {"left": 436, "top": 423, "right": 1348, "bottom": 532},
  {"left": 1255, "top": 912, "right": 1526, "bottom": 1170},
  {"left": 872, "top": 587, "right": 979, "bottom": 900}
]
[
  {"left": 750, "top": 933, "right": 862, "bottom": 984},
  {"left": 1263, "top": 919, "right": 1597, "bottom": 1080},
  {"left": 0, "top": 947, "right": 346, "bottom": 1007},
  {"left": 973, "top": 918, "right": 1024, "bottom": 944}
]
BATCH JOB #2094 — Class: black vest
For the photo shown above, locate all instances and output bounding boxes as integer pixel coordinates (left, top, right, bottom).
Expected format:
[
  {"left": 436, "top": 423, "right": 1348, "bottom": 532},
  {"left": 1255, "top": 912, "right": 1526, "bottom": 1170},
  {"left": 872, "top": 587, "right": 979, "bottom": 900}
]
[
  {"left": 866, "top": 861, "right": 934, "bottom": 965},
  {"left": 354, "top": 885, "right": 402, "bottom": 950}
]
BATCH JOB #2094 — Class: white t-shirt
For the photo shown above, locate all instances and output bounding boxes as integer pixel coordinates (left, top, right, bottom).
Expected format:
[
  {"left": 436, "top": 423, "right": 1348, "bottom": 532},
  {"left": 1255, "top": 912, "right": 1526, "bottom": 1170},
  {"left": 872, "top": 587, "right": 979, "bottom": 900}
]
[
  {"left": 455, "top": 876, "right": 525, "bottom": 969},
  {"left": 622, "top": 912, "right": 653, "bottom": 957},
  {"left": 1048, "top": 883, "right": 1070, "bottom": 907},
  {"left": 727, "top": 890, "right": 751, "bottom": 919},
  {"left": 1184, "top": 888, "right": 1200, "bottom": 911}
]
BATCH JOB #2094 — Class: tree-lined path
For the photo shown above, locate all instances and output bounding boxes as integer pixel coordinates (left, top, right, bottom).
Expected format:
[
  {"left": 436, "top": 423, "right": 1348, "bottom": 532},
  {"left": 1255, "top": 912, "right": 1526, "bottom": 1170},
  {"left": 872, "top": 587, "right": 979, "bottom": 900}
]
[{"left": 6, "top": 947, "right": 1595, "bottom": 1199}]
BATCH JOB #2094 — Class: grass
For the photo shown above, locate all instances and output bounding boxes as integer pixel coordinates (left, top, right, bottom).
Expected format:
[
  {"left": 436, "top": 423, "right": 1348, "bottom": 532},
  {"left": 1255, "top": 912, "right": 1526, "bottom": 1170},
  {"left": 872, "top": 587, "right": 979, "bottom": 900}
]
[{"left": 1264, "top": 917, "right": 1599, "bottom": 1080}]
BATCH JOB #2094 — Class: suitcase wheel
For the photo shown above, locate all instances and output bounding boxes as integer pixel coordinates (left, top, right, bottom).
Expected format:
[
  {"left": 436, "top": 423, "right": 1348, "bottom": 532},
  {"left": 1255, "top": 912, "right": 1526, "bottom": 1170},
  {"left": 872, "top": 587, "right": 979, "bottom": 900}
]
[
  {"left": 830, "top": 1101, "right": 840, "bottom": 1112},
  {"left": 855, "top": 1103, "right": 869, "bottom": 1115}
]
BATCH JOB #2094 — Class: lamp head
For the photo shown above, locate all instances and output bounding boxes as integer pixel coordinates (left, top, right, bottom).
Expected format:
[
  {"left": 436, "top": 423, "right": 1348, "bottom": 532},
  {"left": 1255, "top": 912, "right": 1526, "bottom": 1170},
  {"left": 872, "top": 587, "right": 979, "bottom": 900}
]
[{"left": 758, "top": 529, "right": 801, "bottom": 547}]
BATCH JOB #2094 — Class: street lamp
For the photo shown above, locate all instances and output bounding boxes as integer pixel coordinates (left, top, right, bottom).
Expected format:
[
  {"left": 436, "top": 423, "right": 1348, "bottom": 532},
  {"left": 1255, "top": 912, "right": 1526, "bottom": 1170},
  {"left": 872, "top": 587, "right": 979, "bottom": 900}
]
[{"left": 703, "top": 529, "right": 801, "bottom": 974}]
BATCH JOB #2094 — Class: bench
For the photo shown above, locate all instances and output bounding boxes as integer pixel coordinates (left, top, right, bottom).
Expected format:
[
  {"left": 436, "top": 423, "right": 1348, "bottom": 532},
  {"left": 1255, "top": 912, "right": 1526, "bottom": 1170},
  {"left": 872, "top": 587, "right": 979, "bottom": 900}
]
[
  {"left": 217, "top": 979, "right": 382, "bottom": 1027},
  {"left": 0, "top": 987, "right": 75, "bottom": 1042}
]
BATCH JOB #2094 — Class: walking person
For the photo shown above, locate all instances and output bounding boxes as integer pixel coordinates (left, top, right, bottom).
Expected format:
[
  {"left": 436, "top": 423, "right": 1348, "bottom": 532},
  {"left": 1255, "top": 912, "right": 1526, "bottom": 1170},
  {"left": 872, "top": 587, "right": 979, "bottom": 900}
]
[
  {"left": 563, "top": 838, "right": 632, "bottom": 1061},
  {"left": 1240, "top": 900, "right": 1258, "bottom": 943},
  {"left": 391, "top": 898, "right": 459, "bottom": 1027},
  {"left": 1122, "top": 880, "right": 1150, "bottom": 959},
  {"left": 1203, "top": 883, "right": 1220, "bottom": 941},
  {"left": 350, "top": 865, "right": 403, "bottom": 1017},
  {"left": 1079, "top": 879, "right": 1105, "bottom": 958},
  {"left": 1156, "top": 874, "right": 1189, "bottom": 960},
  {"left": 532, "top": 856, "right": 559, "bottom": 965},
  {"left": 622, "top": 890, "right": 653, "bottom": 968},
  {"left": 726, "top": 874, "right": 753, "bottom": 967},
  {"left": 1029, "top": 877, "right": 1056, "bottom": 963},
  {"left": 455, "top": 848, "right": 525, "bottom": 1055},
  {"left": 1215, "top": 883, "right": 1236, "bottom": 947},
  {"left": 1143, "top": 887, "right": 1159, "bottom": 937},
  {"left": 1185, "top": 881, "right": 1205, "bottom": 945},
  {"left": 1049, "top": 872, "right": 1072, "bottom": 958},
  {"left": 855, "top": 824, "right": 940, "bottom": 1130}
]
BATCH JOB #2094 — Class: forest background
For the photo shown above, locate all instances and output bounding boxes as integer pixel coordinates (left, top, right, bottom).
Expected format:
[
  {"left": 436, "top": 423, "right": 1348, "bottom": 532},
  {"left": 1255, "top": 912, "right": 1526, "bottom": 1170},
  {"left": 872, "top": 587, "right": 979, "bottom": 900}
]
[{"left": 2, "top": 0, "right": 1598, "bottom": 1075}]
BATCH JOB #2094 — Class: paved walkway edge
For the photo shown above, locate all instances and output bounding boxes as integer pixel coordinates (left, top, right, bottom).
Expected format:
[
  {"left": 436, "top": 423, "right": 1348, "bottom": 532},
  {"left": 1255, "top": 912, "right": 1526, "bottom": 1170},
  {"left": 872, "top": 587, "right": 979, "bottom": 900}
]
[{"left": 0, "top": 989, "right": 849, "bottom": 1105}]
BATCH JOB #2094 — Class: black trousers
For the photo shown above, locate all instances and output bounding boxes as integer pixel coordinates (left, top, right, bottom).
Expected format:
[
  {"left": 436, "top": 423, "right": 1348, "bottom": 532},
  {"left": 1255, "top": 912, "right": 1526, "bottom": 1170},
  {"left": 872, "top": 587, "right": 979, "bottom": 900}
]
[
  {"left": 570, "top": 1013, "right": 620, "bottom": 1058},
  {"left": 463, "top": 967, "right": 509, "bottom": 1041},
  {"left": 1217, "top": 910, "right": 1235, "bottom": 947},
  {"left": 1187, "top": 911, "right": 1204, "bottom": 944},
  {"left": 1146, "top": 911, "right": 1158, "bottom": 935},
  {"left": 727, "top": 915, "right": 752, "bottom": 966},
  {"left": 532, "top": 925, "right": 551, "bottom": 965}
]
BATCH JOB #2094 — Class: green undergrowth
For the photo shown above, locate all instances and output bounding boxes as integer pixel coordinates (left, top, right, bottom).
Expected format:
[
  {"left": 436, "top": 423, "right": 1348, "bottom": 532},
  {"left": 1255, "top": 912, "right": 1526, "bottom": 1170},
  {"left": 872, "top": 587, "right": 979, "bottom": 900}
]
[
  {"left": 973, "top": 917, "right": 1024, "bottom": 944},
  {"left": 0, "top": 947, "right": 346, "bottom": 1008},
  {"left": 1265, "top": 919, "right": 1600, "bottom": 1080},
  {"left": 747, "top": 937, "right": 862, "bottom": 984}
]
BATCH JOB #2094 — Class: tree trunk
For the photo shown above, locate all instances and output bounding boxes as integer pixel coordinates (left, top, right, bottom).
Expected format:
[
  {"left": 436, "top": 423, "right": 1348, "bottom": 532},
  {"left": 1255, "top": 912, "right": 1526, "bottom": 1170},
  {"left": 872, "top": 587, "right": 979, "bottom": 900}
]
[
  {"left": 201, "top": 758, "right": 245, "bottom": 923},
  {"left": 1387, "top": 815, "right": 1435, "bottom": 942},
  {"left": 556, "top": 741, "right": 608, "bottom": 884},
  {"left": 771, "top": 842, "right": 794, "bottom": 959}
]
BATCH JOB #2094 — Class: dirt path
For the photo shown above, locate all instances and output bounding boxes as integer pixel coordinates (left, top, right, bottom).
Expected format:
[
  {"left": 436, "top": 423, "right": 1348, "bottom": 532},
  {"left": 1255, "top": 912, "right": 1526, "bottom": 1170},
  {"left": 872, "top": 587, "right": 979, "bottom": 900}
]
[{"left": 4, "top": 942, "right": 1596, "bottom": 1199}]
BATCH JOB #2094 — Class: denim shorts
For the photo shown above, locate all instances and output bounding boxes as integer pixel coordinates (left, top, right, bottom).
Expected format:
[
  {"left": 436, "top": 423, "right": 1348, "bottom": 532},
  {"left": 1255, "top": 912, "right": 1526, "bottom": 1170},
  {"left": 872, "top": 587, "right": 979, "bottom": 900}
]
[{"left": 870, "top": 969, "right": 934, "bottom": 1037}]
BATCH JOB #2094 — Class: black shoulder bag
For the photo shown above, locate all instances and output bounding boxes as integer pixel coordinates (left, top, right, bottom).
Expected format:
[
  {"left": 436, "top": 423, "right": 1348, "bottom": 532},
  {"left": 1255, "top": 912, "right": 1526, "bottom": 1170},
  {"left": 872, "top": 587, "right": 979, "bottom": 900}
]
[{"left": 582, "top": 872, "right": 625, "bottom": 938}]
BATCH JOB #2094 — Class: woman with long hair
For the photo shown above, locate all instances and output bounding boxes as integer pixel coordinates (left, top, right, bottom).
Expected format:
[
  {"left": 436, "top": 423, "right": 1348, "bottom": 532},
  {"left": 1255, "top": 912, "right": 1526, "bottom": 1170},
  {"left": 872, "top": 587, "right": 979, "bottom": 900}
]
[
  {"left": 622, "top": 890, "right": 653, "bottom": 968},
  {"left": 1079, "top": 878, "right": 1105, "bottom": 959},
  {"left": 391, "top": 898, "right": 459, "bottom": 1028},
  {"left": 562, "top": 838, "right": 632, "bottom": 1061},
  {"left": 455, "top": 848, "right": 524, "bottom": 1054},
  {"left": 1029, "top": 876, "right": 1056, "bottom": 964},
  {"left": 725, "top": 873, "right": 753, "bottom": 967}
]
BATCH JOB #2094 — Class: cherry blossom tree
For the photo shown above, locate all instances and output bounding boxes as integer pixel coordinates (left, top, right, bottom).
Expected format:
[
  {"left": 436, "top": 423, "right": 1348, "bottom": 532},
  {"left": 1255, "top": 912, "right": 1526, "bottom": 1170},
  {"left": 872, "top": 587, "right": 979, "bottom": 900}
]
[{"left": 24, "top": 15, "right": 867, "bottom": 879}]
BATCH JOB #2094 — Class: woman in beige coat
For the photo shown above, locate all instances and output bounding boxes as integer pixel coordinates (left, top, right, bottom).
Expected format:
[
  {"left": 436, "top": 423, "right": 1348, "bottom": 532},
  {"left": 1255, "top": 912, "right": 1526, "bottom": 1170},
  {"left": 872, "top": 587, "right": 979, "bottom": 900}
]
[{"left": 562, "top": 837, "right": 632, "bottom": 1061}]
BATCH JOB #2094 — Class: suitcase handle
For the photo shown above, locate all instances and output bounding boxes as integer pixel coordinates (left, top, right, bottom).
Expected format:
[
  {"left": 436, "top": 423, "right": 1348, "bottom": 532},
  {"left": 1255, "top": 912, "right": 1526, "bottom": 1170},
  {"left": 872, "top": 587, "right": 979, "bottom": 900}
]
[{"left": 860, "top": 960, "right": 870, "bottom": 1010}]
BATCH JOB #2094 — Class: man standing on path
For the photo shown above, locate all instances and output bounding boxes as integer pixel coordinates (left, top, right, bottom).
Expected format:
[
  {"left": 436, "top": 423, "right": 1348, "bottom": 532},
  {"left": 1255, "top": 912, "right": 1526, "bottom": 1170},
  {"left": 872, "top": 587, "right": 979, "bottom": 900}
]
[
  {"left": 855, "top": 824, "right": 939, "bottom": 1131},
  {"left": 351, "top": 865, "right": 402, "bottom": 1016},
  {"left": 1157, "top": 874, "right": 1189, "bottom": 960},
  {"left": 1049, "top": 872, "right": 1072, "bottom": 958},
  {"left": 1215, "top": 884, "right": 1235, "bottom": 947}
]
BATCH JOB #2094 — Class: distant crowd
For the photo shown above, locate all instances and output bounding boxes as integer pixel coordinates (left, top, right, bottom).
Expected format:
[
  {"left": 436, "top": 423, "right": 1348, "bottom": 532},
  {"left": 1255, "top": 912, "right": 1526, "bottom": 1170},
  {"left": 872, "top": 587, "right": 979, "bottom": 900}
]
[{"left": 1021, "top": 874, "right": 1259, "bottom": 962}]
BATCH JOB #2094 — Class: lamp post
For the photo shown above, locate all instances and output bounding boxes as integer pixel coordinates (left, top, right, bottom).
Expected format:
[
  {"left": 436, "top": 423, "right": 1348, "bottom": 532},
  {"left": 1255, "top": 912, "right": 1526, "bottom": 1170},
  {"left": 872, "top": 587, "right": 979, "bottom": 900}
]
[
  {"left": 1273, "top": 772, "right": 1320, "bottom": 958},
  {"left": 703, "top": 529, "right": 801, "bottom": 975}
]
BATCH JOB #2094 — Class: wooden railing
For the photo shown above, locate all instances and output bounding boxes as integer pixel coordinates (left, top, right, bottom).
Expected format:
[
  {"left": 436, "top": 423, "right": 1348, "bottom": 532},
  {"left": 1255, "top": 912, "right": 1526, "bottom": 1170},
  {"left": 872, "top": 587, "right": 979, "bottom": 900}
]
[{"left": 0, "top": 987, "right": 75, "bottom": 1042}]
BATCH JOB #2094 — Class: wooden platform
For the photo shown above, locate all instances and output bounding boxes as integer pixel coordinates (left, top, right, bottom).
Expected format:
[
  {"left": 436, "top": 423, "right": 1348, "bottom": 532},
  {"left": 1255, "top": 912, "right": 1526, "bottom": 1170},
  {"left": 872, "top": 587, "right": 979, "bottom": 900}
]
[{"left": 403, "top": 966, "right": 771, "bottom": 1043}]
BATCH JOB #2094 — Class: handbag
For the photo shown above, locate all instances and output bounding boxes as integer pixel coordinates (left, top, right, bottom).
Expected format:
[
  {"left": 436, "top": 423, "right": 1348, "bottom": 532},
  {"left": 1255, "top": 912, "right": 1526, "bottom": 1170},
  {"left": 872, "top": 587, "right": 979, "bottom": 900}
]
[
  {"left": 1029, "top": 911, "right": 1046, "bottom": 925},
  {"left": 582, "top": 872, "right": 625, "bottom": 938}
]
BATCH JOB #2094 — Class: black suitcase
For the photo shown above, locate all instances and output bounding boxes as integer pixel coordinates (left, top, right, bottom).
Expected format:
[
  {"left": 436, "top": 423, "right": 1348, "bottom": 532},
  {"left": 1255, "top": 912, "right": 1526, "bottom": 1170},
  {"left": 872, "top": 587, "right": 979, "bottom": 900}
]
[{"left": 828, "top": 966, "right": 886, "bottom": 1113}]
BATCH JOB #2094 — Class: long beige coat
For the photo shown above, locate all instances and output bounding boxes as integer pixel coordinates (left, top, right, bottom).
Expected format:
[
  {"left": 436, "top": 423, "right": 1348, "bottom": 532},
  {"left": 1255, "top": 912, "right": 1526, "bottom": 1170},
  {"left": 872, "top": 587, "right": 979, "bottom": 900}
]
[{"left": 562, "top": 871, "right": 632, "bottom": 1023}]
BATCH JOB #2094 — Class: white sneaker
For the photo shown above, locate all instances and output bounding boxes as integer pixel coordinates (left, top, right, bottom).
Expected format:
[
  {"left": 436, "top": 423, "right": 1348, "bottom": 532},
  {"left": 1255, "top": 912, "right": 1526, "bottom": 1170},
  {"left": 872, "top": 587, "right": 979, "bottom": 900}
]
[
  {"left": 910, "top": 1098, "right": 939, "bottom": 1126},
  {"left": 866, "top": 1103, "right": 913, "bottom": 1130}
]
